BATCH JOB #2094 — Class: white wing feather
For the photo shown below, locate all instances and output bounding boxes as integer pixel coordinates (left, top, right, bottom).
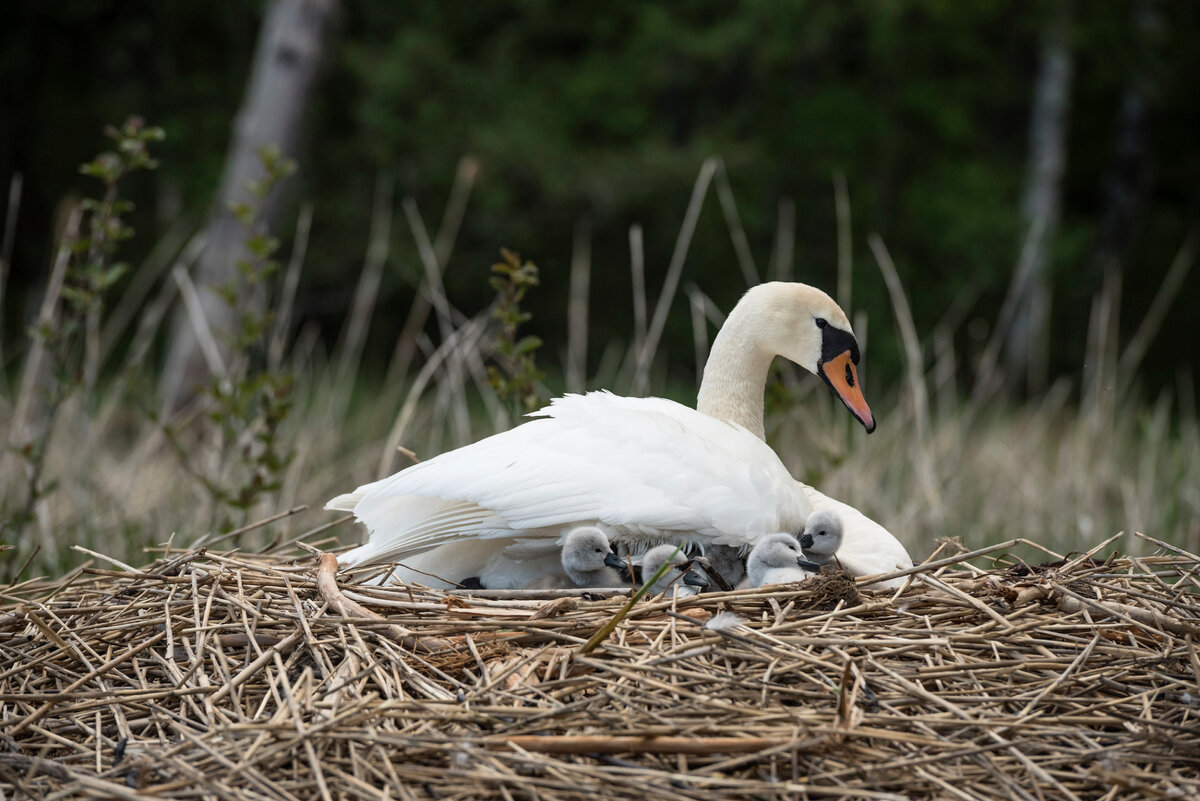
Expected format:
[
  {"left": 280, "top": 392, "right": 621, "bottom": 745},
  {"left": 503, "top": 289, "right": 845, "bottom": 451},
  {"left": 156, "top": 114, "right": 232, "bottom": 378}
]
[{"left": 333, "top": 392, "right": 811, "bottom": 586}]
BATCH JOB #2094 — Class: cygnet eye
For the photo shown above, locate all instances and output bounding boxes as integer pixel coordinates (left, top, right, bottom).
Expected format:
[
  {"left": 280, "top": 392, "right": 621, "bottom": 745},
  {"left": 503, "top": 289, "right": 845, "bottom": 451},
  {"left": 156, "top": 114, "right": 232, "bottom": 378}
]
[
  {"left": 815, "top": 317, "right": 827, "bottom": 329},
  {"left": 594, "top": 547, "right": 603, "bottom": 553}
]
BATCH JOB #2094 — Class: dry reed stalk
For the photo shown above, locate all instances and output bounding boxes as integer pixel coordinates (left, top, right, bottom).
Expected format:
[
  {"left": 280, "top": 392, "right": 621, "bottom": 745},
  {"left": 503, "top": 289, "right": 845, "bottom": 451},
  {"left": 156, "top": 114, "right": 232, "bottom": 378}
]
[
  {"left": 628, "top": 223, "right": 647, "bottom": 368},
  {"left": 833, "top": 172, "right": 852, "bottom": 310},
  {"left": 387, "top": 160, "right": 475, "bottom": 388},
  {"left": 633, "top": 159, "right": 717, "bottom": 395},
  {"left": 868, "top": 234, "right": 938, "bottom": 507},
  {"left": 1117, "top": 229, "right": 1197, "bottom": 392},
  {"left": 566, "top": 218, "right": 591, "bottom": 393},
  {"left": 771, "top": 195, "right": 796, "bottom": 282},
  {"left": 171, "top": 264, "right": 228, "bottom": 380},
  {"left": 686, "top": 285, "right": 710, "bottom": 392},
  {"left": 713, "top": 158, "right": 759, "bottom": 288},
  {"left": 268, "top": 202, "right": 313, "bottom": 370},
  {"left": 2, "top": 539, "right": 1198, "bottom": 800},
  {"left": 330, "top": 173, "right": 394, "bottom": 422}
]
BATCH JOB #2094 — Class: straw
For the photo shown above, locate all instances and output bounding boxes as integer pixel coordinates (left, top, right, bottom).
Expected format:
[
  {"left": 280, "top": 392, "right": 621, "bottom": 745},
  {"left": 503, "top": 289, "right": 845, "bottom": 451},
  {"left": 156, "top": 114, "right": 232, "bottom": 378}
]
[{"left": 2, "top": 538, "right": 1197, "bottom": 800}]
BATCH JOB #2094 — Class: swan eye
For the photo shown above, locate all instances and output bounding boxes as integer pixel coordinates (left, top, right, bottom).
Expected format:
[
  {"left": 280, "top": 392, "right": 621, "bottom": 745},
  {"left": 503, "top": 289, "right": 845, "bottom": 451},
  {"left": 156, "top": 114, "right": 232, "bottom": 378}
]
[
  {"left": 815, "top": 317, "right": 827, "bottom": 329},
  {"left": 595, "top": 547, "right": 603, "bottom": 553}
]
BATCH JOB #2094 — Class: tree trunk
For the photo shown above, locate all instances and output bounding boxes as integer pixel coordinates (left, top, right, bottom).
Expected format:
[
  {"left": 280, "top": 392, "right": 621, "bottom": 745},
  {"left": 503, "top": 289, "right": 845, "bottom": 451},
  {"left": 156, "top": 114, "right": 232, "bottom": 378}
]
[
  {"left": 1004, "top": 1, "right": 1073, "bottom": 395},
  {"left": 1084, "top": 0, "right": 1160, "bottom": 410},
  {"left": 1091, "top": 0, "right": 1158, "bottom": 279},
  {"left": 162, "top": 0, "right": 339, "bottom": 406}
]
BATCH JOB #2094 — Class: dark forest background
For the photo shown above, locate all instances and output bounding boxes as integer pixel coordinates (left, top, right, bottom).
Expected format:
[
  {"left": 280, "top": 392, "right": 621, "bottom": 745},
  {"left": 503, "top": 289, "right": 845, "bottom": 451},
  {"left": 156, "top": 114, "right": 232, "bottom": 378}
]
[
  {"left": 2, "top": 1, "right": 1199, "bottom": 578},
  {"left": 4, "top": 0, "right": 1198, "bottom": 395}
]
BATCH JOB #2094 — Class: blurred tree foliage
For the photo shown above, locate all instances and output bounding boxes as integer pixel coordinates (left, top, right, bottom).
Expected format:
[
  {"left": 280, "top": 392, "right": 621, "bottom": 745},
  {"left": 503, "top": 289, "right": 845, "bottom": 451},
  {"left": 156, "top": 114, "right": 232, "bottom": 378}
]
[{"left": 3, "top": 0, "right": 1198, "bottom": 394}]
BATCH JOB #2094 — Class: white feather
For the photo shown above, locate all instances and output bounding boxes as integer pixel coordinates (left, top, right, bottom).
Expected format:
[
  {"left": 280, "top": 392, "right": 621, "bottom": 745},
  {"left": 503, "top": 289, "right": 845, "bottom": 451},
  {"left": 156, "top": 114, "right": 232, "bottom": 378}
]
[
  {"left": 334, "top": 392, "right": 811, "bottom": 588},
  {"left": 703, "top": 612, "right": 746, "bottom": 631}
]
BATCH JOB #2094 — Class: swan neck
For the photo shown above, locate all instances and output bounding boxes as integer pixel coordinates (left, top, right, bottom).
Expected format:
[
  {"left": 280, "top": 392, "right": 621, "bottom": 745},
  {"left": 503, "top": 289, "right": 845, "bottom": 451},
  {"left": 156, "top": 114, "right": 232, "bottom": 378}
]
[{"left": 696, "top": 304, "right": 774, "bottom": 440}]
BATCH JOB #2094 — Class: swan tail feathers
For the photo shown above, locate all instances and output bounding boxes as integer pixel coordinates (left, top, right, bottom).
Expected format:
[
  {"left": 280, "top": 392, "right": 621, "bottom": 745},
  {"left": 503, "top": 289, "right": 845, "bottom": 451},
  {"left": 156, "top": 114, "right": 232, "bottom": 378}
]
[{"left": 325, "top": 491, "right": 365, "bottom": 512}]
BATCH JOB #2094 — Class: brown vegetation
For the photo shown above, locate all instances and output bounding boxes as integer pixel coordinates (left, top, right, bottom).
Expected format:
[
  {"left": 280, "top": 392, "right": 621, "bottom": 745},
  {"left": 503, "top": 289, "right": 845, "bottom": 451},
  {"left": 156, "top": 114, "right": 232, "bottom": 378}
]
[{"left": 1, "top": 534, "right": 1197, "bottom": 799}]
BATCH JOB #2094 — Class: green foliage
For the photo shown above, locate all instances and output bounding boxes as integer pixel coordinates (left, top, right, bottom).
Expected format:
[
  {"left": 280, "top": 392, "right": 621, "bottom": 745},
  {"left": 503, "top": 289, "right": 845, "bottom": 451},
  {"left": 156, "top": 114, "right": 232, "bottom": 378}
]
[
  {"left": 160, "top": 145, "right": 298, "bottom": 529},
  {"left": 2, "top": 117, "right": 162, "bottom": 556},
  {"left": 6, "top": 3, "right": 1200, "bottom": 392},
  {"left": 486, "top": 248, "right": 545, "bottom": 416}
]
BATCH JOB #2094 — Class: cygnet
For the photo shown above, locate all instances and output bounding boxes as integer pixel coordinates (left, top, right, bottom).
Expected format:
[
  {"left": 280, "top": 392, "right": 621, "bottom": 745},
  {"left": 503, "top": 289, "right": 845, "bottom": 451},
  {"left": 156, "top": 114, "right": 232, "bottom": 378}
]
[
  {"left": 701, "top": 543, "right": 746, "bottom": 590},
  {"left": 741, "top": 533, "right": 814, "bottom": 588},
  {"left": 799, "top": 510, "right": 844, "bottom": 566},
  {"left": 640, "top": 544, "right": 708, "bottom": 597},
  {"left": 525, "top": 526, "right": 626, "bottom": 589}
]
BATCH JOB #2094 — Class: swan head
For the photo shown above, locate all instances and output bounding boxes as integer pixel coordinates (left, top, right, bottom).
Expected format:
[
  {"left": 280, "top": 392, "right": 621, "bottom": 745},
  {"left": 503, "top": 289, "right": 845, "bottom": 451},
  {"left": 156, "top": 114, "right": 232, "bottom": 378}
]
[
  {"left": 642, "top": 544, "right": 708, "bottom": 597},
  {"left": 561, "top": 527, "right": 618, "bottom": 577},
  {"left": 746, "top": 533, "right": 813, "bottom": 584},
  {"left": 798, "top": 510, "right": 843, "bottom": 563},
  {"left": 751, "top": 283, "right": 875, "bottom": 433}
]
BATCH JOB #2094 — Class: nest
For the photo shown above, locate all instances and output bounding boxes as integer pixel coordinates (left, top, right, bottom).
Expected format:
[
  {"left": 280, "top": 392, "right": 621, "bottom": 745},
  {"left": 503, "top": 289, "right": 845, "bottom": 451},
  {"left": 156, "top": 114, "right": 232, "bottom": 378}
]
[{"left": 2, "top": 537, "right": 1199, "bottom": 800}]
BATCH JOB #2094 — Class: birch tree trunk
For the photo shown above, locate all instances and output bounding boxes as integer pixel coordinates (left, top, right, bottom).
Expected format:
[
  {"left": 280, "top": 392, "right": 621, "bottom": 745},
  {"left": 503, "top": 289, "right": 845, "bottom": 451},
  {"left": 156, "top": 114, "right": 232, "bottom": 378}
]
[
  {"left": 162, "top": 0, "right": 339, "bottom": 406},
  {"left": 1004, "top": 1, "right": 1073, "bottom": 395}
]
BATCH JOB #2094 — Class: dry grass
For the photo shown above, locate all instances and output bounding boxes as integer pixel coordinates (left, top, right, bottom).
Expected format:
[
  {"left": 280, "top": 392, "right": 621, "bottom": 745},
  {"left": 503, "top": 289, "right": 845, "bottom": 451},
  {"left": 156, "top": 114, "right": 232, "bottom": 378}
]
[{"left": 2, "top": 534, "right": 1199, "bottom": 800}]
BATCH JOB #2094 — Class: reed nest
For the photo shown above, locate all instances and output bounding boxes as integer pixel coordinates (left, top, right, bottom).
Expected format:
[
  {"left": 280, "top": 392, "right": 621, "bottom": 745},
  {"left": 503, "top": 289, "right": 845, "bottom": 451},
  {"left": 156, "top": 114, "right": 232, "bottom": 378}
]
[{"left": 2, "top": 534, "right": 1199, "bottom": 801}]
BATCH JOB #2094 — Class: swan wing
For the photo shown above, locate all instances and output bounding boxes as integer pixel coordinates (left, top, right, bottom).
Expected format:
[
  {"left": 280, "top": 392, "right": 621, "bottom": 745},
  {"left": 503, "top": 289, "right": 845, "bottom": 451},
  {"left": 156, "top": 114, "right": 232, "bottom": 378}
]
[{"left": 333, "top": 392, "right": 810, "bottom": 568}]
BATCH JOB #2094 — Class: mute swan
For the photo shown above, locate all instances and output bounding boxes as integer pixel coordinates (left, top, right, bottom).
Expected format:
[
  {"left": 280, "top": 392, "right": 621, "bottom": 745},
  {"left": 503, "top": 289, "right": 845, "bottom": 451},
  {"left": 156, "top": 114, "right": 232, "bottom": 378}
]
[
  {"left": 798, "top": 510, "right": 843, "bottom": 566},
  {"left": 741, "top": 533, "right": 815, "bottom": 588},
  {"left": 331, "top": 282, "right": 910, "bottom": 588},
  {"left": 694, "top": 283, "right": 912, "bottom": 589},
  {"left": 641, "top": 544, "right": 708, "bottom": 597},
  {"left": 523, "top": 526, "right": 626, "bottom": 589}
]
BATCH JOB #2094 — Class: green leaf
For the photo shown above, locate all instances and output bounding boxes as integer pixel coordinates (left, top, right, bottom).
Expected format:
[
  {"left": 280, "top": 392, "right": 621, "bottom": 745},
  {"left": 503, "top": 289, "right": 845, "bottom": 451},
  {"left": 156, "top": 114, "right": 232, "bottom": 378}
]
[{"left": 514, "top": 335, "right": 542, "bottom": 355}]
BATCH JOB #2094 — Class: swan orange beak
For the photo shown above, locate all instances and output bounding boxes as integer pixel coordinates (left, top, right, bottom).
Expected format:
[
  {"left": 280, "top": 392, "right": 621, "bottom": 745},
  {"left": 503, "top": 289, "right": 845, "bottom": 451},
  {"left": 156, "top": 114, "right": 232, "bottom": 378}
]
[{"left": 820, "top": 350, "right": 876, "bottom": 433}]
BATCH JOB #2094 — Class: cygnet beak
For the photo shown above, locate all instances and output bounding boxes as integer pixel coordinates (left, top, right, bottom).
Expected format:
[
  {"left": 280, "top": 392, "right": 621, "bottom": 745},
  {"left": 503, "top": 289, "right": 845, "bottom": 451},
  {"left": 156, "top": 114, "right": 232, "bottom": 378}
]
[
  {"left": 682, "top": 565, "right": 709, "bottom": 588},
  {"left": 603, "top": 552, "right": 627, "bottom": 570},
  {"left": 799, "top": 532, "right": 814, "bottom": 549},
  {"left": 797, "top": 557, "right": 822, "bottom": 572}
]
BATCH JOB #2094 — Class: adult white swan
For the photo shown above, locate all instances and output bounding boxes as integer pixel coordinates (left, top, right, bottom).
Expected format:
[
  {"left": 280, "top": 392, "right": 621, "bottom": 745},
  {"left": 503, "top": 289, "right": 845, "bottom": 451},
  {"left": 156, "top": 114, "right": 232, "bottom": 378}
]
[
  {"left": 696, "top": 283, "right": 912, "bottom": 587},
  {"left": 331, "top": 392, "right": 813, "bottom": 588},
  {"left": 330, "top": 282, "right": 912, "bottom": 587}
]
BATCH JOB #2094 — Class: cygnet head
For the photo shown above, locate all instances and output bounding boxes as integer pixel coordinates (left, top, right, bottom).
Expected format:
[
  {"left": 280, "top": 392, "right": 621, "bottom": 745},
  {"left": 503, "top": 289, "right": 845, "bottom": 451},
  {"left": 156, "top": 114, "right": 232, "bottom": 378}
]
[
  {"left": 561, "top": 527, "right": 622, "bottom": 586},
  {"left": 745, "top": 533, "right": 813, "bottom": 587},
  {"left": 798, "top": 510, "right": 843, "bottom": 563},
  {"left": 641, "top": 544, "right": 708, "bottom": 597}
]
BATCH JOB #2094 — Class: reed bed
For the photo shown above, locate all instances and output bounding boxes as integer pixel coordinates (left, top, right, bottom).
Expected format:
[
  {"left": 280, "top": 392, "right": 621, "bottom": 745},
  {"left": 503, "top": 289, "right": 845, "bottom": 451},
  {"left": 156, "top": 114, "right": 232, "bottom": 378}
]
[{"left": 2, "top": 532, "right": 1198, "bottom": 800}]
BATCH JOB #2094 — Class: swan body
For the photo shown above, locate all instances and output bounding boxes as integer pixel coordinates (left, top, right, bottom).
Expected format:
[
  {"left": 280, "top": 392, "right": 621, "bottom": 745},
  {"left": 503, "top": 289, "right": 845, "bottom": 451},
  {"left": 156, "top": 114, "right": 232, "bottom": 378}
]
[
  {"left": 332, "top": 392, "right": 812, "bottom": 588},
  {"left": 642, "top": 544, "right": 708, "bottom": 597},
  {"left": 331, "top": 281, "right": 913, "bottom": 589},
  {"left": 742, "top": 533, "right": 813, "bottom": 588}
]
